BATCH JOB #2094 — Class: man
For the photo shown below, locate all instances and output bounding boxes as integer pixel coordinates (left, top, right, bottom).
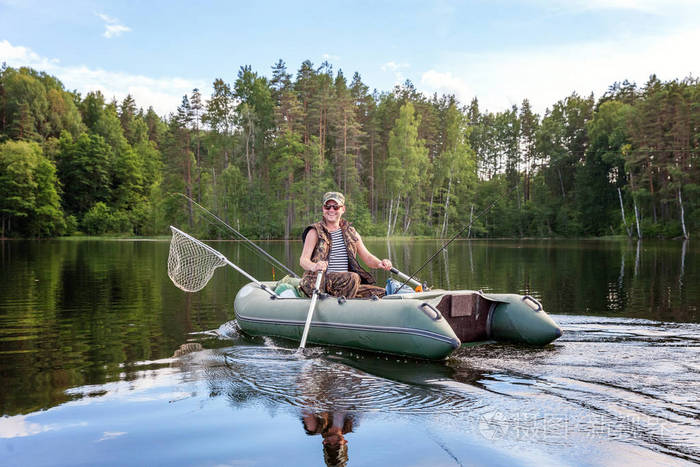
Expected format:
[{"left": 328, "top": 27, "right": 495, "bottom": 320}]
[{"left": 299, "top": 192, "right": 391, "bottom": 298}]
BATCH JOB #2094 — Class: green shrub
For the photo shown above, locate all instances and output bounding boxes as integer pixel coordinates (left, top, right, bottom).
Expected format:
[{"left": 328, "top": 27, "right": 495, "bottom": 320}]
[
  {"left": 640, "top": 219, "right": 663, "bottom": 238},
  {"left": 81, "top": 202, "right": 113, "bottom": 235}
]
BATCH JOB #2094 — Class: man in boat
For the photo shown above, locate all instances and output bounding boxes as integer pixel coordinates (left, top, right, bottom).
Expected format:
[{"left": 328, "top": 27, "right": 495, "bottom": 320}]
[{"left": 299, "top": 191, "right": 391, "bottom": 299}]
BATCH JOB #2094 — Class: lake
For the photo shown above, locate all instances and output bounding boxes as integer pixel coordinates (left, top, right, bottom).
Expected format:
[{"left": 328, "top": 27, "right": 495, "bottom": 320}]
[{"left": 0, "top": 237, "right": 698, "bottom": 466}]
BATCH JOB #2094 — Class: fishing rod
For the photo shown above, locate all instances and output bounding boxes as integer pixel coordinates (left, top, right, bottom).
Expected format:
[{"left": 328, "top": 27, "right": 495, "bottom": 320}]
[
  {"left": 173, "top": 193, "right": 300, "bottom": 278},
  {"left": 396, "top": 183, "right": 520, "bottom": 291}
]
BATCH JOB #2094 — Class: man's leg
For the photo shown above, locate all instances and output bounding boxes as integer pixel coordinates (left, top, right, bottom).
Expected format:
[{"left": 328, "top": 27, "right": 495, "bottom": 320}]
[
  {"left": 355, "top": 284, "right": 386, "bottom": 299},
  {"left": 325, "top": 272, "right": 360, "bottom": 298}
]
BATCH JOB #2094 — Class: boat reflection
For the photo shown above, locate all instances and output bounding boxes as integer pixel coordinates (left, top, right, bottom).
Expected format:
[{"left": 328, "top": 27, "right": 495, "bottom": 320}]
[{"left": 185, "top": 333, "right": 491, "bottom": 466}]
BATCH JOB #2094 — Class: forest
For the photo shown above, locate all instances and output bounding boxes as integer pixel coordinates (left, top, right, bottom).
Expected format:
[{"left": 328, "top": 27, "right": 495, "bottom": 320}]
[{"left": 0, "top": 61, "right": 697, "bottom": 239}]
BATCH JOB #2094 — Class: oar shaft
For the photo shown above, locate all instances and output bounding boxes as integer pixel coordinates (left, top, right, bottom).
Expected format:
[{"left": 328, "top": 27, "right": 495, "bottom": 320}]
[{"left": 300, "top": 272, "right": 323, "bottom": 348}]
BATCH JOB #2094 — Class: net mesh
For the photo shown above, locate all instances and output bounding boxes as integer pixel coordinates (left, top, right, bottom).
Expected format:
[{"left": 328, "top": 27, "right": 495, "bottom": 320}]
[{"left": 168, "top": 226, "right": 228, "bottom": 292}]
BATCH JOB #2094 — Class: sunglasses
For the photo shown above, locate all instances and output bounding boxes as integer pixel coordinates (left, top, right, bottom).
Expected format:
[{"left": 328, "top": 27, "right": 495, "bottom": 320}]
[{"left": 323, "top": 204, "right": 342, "bottom": 211}]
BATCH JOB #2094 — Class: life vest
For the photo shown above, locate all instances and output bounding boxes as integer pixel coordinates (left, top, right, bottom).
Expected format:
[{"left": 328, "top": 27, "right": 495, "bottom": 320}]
[{"left": 301, "top": 220, "right": 375, "bottom": 285}]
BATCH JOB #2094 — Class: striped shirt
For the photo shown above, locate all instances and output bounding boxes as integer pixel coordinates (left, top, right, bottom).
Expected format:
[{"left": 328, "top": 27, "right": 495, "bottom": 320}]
[{"left": 327, "top": 229, "right": 349, "bottom": 272}]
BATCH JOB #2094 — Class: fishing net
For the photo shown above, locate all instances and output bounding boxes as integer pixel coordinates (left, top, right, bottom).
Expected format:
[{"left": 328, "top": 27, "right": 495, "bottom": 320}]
[{"left": 168, "top": 226, "right": 228, "bottom": 292}]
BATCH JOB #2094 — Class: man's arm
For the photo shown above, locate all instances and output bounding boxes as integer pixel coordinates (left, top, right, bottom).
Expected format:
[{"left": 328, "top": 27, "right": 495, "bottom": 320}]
[
  {"left": 355, "top": 233, "right": 392, "bottom": 270},
  {"left": 300, "top": 229, "right": 327, "bottom": 271}
]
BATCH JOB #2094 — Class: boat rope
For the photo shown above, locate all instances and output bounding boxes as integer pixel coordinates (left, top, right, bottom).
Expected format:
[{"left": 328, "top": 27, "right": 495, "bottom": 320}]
[
  {"left": 172, "top": 193, "right": 300, "bottom": 278},
  {"left": 398, "top": 183, "right": 520, "bottom": 291}
]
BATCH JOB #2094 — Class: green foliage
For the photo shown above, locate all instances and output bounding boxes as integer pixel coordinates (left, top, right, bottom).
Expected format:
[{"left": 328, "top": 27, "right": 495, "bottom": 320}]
[
  {"left": 385, "top": 102, "right": 430, "bottom": 235},
  {"left": 1, "top": 64, "right": 698, "bottom": 239},
  {"left": 81, "top": 202, "right": 131, "bottom": 235},
  {"left": 81, "top": 202, "right": 112, "bottom": 234},
  {"left": 65, "top": 215, "right": 78, "bottom": 234},
  {"left": 0, "top": 67, "right": 84, "bottom": 142},
  {"left": 387, "top": 102, "right": 429, "bottom": 195},
  {"left": 56, "top": 131, "right": 111, "bottom": 216},
  {"left": 574, "top": 101, "right": 633, "bottom": 235},
  {"left": 0, "top": 140, "right": 65, "bottom": 237},
  {"left": 346, "top": 195, "right": 380, "bottom": 236}
]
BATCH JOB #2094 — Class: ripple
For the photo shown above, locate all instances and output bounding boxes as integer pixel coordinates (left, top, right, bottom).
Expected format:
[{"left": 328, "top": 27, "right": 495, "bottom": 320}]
[
  {"left": 214, "top": 320, "right": 241, "bottom": 338},
  {"left": 162, "top": 314, "right": 700, "bottom": 463},
  {"left": 191, "top": 345, "right": 481, "bottom": 416},
  {"left": 449, "top": 317, "right": 700, "bottom": 462}
]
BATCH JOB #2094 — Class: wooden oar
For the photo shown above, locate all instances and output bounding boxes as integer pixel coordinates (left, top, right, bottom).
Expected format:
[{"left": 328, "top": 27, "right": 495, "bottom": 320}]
[{"left": 299, "top": 271, "right": 323, "bottom": 349}]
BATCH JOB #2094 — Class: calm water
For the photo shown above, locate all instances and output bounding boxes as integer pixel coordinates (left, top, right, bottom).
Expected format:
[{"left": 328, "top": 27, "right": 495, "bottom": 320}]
[{"left": 0, "top": 238, "right": 698, "bottom": 466}]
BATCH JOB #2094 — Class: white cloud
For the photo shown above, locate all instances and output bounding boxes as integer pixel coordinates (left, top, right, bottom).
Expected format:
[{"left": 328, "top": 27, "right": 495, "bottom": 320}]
[
  {"left": 381, "top": 61, "right": 410, "bottom": 86},
  {"left": 529, "top": 0, "right": 698, "bottom": 14},
  {"left": 97, "top": 12, "right": 131, "bottom": 38},
  {"left": 420, "top": 70, "right": 475, "bottom": 104},
  {"left": 97, "top": 431, "right": 127, "bottom": 442},
  {"left": 421, "top": 26, "right": 700, "bottom": 114},
  {"left": 0, "top": 39, "right": 58, "bottom": 69},
  {"left": 0, "top": 414, "right": 86, "bottom": 438},
  {"left": 322, "top": 53, "right": 340, "bottom": 62},
  {"left": 1, "top": 40, "right": 208, "bottom": 116},
  {"left": 0, "top": 415, "right": 44, "bottom": 438},
  {"left": 97, "top": 13, "right": 118, "bottom": 23},
  {"left": 381, "top": 61, "right": 408, "bottom": 72},
  {"left": 104, "top": 23, "right": 131, "bottom": 39}
]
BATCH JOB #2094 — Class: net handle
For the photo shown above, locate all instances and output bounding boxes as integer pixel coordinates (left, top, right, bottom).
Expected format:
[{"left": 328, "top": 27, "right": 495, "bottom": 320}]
[{"left": 170, "top": 226, "right": 277, "bottom": 297}]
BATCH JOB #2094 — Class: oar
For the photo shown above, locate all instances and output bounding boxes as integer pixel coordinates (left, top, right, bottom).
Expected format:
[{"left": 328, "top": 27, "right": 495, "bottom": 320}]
[
  {"left": 299, "top": 271, "right": 324, "bottom": 349},
  {"left": 390, "top": 267, "right": 425, "bottom": 291}
]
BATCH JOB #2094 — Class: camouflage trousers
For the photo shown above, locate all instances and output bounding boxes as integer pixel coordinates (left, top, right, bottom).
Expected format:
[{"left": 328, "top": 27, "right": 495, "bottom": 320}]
[{"left": 300, "top": 271, "right": 386, "bottom": 299}]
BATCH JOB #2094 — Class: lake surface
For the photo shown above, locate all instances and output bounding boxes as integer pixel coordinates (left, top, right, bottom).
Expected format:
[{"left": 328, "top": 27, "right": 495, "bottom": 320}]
[{"left": 1, "top": 237, "right": 698, "bottom": 466}]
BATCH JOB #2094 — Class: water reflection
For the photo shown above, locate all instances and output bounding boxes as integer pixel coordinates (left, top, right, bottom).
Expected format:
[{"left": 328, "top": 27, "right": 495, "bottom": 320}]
[
  {"left": 680, "top": 238, "right": 687, "bottom": 288},
  {"left": 2, "top": 315, "right": 698, "bottom": 465},
  {"left": 193, "top": 331, "right": 487, "bottom": 466},
  {"left": 442, "top": 248, "right": 451, "bottom": 290},
  {"left": 186, "top": 319, "right": 699, "bottom": 464},
  {"left": 1, "top": 236, "right": 698, "bottom": 456},
  {"left": 301, "top": 410, "right": 354, "bottom": 466},
  {"left": 297, "top": 364, "right": 359, "bottom": 467}
]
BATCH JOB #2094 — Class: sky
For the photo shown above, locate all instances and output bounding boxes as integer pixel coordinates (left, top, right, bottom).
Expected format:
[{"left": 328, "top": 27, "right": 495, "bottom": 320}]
[{"left": 1, "top": 0, "right": 699, "bottom": 117}]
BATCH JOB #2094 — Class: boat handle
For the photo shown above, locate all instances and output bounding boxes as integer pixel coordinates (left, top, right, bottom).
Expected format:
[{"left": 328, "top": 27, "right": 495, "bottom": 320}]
[
  {"left": 419, "top": 303, "right": 442, "bottom": 321},
  {"left": 522, "top": 295, "right": 542, "bottom": 312}
]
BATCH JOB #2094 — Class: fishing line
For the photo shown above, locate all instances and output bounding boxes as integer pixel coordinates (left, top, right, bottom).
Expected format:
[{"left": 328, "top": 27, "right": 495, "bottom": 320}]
[
  {"left": 189, "top": 203, "right": 295, "bottom": 279},
  {"left": 398, "top": 183, "right": 520, "bottom": 291},
  {"left": 174, "top": 199, "right": 284, "bottom": 276},
  {"left": 171, "top": 193, "right": 300, "bottom": 278}
]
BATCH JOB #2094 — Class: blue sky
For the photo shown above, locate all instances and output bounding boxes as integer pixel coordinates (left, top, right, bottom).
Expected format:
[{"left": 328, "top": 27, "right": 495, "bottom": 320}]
[{"left": 2, "top": 0, "right": 699, "bottom": 116}]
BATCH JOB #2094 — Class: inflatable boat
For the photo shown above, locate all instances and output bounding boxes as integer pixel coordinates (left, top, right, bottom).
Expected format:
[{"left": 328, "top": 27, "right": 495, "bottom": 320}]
[
  {"left": 234, "top": 282, "right": 562, "bottom": 360},
  {"left": 166, "top": 225, "right": 562, "bottom": 361}
]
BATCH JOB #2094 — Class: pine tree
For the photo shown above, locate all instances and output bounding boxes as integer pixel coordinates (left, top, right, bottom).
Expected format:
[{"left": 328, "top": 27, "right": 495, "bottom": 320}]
[{"left": 119, "top": 94, "right": 137, "bottom": 144}]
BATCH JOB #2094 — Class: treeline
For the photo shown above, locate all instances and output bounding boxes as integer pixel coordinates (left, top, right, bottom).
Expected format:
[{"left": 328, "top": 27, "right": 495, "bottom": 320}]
[{"left": 0, "top": 62, "right": 697, "bottom": 239}]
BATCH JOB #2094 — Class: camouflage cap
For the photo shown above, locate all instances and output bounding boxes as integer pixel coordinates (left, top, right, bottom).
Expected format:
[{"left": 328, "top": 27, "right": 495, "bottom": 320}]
[{"left": 322, "top": 192, "right": 345, "bottom": 206}]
